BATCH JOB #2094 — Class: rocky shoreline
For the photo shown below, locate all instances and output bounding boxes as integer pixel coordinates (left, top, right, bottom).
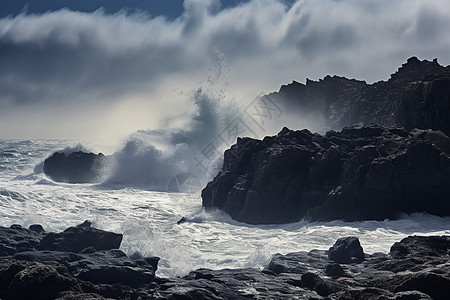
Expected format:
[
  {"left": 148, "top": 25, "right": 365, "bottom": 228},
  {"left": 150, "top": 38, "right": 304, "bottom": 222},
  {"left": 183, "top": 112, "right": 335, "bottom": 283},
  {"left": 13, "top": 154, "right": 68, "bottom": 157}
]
[{"left": 1, "top": 222, "right": 449, "bottom": 299}]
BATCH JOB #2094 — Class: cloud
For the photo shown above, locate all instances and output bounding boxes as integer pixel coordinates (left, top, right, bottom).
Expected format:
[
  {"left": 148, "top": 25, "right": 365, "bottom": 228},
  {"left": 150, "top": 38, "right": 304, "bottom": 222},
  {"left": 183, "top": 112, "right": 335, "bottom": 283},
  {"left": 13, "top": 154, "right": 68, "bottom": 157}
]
[{"left": 0, "top": 0, "right": 450, "bottom": 141}]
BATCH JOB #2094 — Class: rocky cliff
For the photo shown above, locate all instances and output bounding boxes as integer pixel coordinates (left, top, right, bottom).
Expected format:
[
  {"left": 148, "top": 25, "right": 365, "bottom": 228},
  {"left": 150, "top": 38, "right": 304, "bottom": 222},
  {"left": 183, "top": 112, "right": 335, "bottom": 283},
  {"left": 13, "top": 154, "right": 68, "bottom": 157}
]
[
  {"left": 202, "top": 125, "right": 450, "bottom": 224},
  {"left": 202, "top": 57, "right": 450, "bottom": 224},
  {"left": 269, "top": 57, "right": 450, "bottom": 134}
]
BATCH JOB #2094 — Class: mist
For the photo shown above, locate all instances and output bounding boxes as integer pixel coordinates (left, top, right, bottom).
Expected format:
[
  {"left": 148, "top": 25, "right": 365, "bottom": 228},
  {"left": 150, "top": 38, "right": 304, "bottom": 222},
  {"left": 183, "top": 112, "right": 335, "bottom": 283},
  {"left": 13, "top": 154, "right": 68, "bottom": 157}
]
[{"left": 1, "top": 0, "right": 450, "bottom": 146}]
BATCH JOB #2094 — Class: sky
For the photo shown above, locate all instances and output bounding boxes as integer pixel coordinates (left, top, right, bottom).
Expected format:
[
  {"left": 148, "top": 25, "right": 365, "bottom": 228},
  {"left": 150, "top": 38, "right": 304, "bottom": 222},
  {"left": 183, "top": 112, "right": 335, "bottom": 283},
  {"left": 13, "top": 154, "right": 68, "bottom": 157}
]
[{"left": 1, "top": 0, "right": 450, "bottom": 146}]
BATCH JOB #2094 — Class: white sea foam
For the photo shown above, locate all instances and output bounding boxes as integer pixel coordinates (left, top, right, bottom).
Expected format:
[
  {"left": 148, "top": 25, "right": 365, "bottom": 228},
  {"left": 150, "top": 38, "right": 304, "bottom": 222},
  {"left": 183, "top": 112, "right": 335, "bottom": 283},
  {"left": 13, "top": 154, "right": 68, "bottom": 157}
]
[{"left": 0, "top": 139, "right": 449, "bottom": 278}]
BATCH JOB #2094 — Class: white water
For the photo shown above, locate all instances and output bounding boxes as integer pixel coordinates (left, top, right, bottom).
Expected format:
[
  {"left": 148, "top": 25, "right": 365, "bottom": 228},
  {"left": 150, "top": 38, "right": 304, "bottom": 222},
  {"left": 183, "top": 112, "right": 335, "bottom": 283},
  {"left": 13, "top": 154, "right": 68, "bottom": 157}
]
[{"left": 1, "top": 139, "right": 449, "bottom": 278}]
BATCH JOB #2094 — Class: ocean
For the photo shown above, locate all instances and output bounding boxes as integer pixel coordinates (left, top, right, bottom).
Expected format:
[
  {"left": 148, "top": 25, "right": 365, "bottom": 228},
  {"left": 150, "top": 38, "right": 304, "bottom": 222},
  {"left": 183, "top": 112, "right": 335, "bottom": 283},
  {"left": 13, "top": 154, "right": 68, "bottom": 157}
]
[{"left": 1, "top": 139, "right": 449, "bottom": 278}]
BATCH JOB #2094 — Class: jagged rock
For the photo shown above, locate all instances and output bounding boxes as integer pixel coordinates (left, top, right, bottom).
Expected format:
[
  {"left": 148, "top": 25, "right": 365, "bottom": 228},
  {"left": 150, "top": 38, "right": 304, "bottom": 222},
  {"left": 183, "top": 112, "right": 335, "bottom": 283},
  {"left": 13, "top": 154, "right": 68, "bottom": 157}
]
[
  {"left": 399, "top": 73, "right": 450, "bottom": 136},
  {"left": 44, "top": 151, "right": 110, "bottom": 183},
  {"left": 328, "top": 237, "right": 365, "bottom": 264},
  {"left": 13, "top": 249, "right": 158, "bottom": 286},
  {"left": 269, "top": 57, "right": 450, "bottom": 135},
  {"left": 38, "top": 221, "right": 122, "bottom": 253},
  {"left": 8, "top": 263, "right": 79, "bottom": 300},
  {"left": 0, "top": 225, "right": 45, "bottom": 256},
  {"left": 1, "top": 222, "right": 449, "bottom": 299},
  {"left": 202, "top": 125, "right": 450, "bottom": 224},
  {"left": 0, "top": 258, "right": 82, "bottom": 300},
  {"left": 266, "top": 249, "right": 329, "bottom": 275},
  {"left": 153, "top": 268, "right": 319, "bottom": 300},
  {"left": 389, "top": 235, "right": 450, "bottom": 259},
  {"left": 0, "top": 223, "right": 159, "bottom": 299}
]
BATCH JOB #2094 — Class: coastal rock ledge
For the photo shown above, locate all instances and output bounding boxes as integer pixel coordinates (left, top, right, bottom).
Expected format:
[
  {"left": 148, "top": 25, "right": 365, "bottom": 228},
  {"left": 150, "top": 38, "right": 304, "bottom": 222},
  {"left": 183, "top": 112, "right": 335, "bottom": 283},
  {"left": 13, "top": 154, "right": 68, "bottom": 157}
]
[
  {"left": 1, "top": 223, "right": 449, "bottom": 299},
  {"left": 202, "top": 125, "right": 450, "bottom": 224}
]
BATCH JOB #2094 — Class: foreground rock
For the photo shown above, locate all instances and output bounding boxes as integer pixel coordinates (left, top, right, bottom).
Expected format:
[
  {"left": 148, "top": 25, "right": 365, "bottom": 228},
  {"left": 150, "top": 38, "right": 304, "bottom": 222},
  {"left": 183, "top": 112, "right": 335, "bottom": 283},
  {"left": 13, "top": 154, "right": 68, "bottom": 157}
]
[
  {"left": 202, "top": 125, "right": 450, "bottom": 224},
  {"left": 1, "top": 223, "right": 448, "bottom": 299},
  {"left": 0, "top": 222, "right": 159, "bottom": 299},
  {"left": 44, "top": 151, "right": 110, "bottom": 183},
  {"left": 154, "top": 235, "right": 450, "bottom": 300},
  {"left": 269, "top": 56, "right": 450, "bottom": 135}
]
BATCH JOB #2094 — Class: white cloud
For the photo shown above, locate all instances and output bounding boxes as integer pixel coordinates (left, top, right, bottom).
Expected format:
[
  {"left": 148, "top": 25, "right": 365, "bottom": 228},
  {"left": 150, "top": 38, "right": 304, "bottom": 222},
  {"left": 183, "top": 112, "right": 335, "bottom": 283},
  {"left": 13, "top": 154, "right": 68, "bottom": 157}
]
[{"left": 0, "top": 0, "right": 450, "bottom": 141}]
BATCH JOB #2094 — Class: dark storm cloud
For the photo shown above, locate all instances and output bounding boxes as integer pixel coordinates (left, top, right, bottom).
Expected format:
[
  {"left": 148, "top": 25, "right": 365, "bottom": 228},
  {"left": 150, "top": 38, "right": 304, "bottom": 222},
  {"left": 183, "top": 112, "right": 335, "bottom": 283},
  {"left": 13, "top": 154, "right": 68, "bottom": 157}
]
[
  {"left": 0, "top": 0, "right": 450, "bottom": 118},
  {"left": 0, "top": 10, "right": 192, "bottom": 106},
  {"left": 0, "top": 0, "right": 255, "bottom": 19}
]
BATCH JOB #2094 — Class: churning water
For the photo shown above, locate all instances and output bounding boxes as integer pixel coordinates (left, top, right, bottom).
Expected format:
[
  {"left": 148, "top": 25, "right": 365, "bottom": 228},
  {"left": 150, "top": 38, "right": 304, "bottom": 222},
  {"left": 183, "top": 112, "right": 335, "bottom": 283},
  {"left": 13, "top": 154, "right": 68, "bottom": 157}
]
[{"left": 1, "top": 139, "right": 449, "bottom": 278}]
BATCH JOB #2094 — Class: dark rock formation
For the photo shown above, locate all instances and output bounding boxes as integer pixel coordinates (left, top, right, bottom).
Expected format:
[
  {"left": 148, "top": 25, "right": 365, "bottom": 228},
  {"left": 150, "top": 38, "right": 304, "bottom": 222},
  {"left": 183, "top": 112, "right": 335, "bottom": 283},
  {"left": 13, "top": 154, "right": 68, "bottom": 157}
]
[
  {"left": 202, "top": 125, "right": 450, "bottom": 224},
  {"left": 389, "top": 235, "right": 450, "bottom": 259},
  {"left": 269, "top": 57, "right": 450, "bottom": 135},
  {"left": 154, "top": 235, "right": 449, "bottom": 300},
  {"left": 44, "top": 151, "right": 110, "bottom": 183},
  {"left": 0, "top": 222, "right": 159, "bottom": 300},
  {"left": 1, "top": 223, "right": 448, "bottom": 299},
  {"left": 328, "top": 237, "right": 364, "bottom": 264},
  {"left": 39, "top": 220, "right": 122, "bottom": 253}
]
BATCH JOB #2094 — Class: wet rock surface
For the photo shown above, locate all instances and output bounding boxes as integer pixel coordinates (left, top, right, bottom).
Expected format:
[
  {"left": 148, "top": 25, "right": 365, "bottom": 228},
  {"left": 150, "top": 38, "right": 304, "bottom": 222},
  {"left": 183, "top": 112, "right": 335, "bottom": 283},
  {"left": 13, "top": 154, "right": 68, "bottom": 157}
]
[
  {"left": 202, "top": 125, "right": 450, "bottom": 224},
  {"left": 1, "top": 223, "right": 448, "bottom": 299},
  {"left": 0, "top": 222, "right": 158, "bottom": 299}
]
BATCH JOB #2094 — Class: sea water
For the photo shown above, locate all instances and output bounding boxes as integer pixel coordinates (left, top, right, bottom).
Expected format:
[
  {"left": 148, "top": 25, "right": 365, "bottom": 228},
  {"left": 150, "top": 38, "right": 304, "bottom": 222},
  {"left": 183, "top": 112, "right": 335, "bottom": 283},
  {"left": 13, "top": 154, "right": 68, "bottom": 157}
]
[{"left": 1, "top": 139, "right": 449, "bottom": 278}]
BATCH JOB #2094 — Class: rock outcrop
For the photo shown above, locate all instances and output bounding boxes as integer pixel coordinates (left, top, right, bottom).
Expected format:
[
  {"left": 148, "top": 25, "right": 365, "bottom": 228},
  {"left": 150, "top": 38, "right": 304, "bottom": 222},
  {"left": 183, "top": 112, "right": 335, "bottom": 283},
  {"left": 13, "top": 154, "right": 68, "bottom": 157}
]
[
  {"left": 0, "top": 222, "right": 159, "bottom": 300},
  {"left": 269, "top": 57, "right": 450, "bottom": 135},
  {"left": 44, "top": 151, "right": 110, "bottom": 183},
  {"left": 2, "top": 223, "right": 448, "bottom": 299},
  {"left": 202, "top": 125, "right": 450, "bottom": 224}
]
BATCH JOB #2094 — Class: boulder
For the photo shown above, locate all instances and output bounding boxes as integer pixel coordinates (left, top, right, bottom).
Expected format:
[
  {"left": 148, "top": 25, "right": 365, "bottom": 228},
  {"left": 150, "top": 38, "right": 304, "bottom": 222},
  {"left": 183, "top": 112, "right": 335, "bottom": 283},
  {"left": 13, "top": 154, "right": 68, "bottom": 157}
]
[
  {"left": 328, "top": 237, "right": 365, "bottom": 264},
  {"left": 38, "top": 221, "right": 122, "bottom": 253},
  {"left": 44, "top": 151, "right": 110, "bottom": 183}
]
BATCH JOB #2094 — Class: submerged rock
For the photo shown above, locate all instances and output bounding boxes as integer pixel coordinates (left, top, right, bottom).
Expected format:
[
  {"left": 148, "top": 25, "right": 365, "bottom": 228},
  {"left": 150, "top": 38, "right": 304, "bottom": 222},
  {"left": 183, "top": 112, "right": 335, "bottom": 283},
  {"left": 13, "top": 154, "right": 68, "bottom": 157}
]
[
  {"left": 43, "top": 151, "right": 110, "bottom": 183},
  {"left": 202, "top": 125, "right": 450, "bottom": 224}
]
